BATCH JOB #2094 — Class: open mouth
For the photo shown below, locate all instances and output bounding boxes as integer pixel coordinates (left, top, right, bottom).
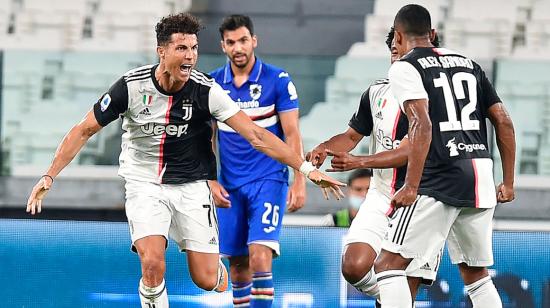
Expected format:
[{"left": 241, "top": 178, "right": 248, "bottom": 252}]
[
  {"left": 180, "top": 64, "right": 192, "bottom": 74},
  {"left": 233, "top": 54, "right": 246, "bottom": 62}
]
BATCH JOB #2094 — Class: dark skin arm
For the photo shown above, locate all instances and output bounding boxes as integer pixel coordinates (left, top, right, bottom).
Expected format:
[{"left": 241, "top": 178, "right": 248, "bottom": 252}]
[
  {"left": 487, "top": 103, "right": 516, "bottom": 202},
  {"left": 305, "top": 127, "right": 364, "bottom": 168},
  {"left": 326, "top": 138, "right": 409, "bottom": 172},
  {"left": 391, "top": 99, "right": 432, "bottom": 209}
]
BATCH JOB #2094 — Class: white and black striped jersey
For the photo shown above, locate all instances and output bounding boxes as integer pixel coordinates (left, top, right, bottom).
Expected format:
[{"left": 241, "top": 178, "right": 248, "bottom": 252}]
[
  {"left": 93, "top": 64, "right": 240, "bottom": 184},
  {"left": 389, "top": 47, "right": 501, "bottom": 208},
  {"left": 348, "top": 79, "right": 408, "bottom": 198}
]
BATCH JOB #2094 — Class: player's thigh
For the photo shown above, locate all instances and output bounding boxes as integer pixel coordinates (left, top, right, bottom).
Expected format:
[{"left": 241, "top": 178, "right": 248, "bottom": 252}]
[
  {"left": 216, "top": 187, "right": 249, "bottom": 257},
  {"left": 345, "top": 188, "right": 391, "bottom": 254},
  {"left": 382, "top": 195, "right": 458, "bottom": 265},
  {"left": 124, "top": 179, "right": 171, "bottom": 249},
  {"left": 447, "top": 207, "right": 495, "bottom": 267},
  {"left": 168, "top": 180, "right": 219, "bottom": 254},
  {"left": 246, "top": 180, "right": 288, "bottom": 256},
  {"left": 187, "top": 250, "right": 220, "bottom": 282}
]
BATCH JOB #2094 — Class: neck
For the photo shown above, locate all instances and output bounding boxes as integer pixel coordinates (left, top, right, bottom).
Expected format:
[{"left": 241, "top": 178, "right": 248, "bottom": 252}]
[
  {"left": 155, "top": 62, "right": 186, "bottom": 93},
  {"left": 231, "top": 55, "right": 256, "bottom": 78},
  {"left": 404, "top": 36, "right": 433, "bottom": 54}
]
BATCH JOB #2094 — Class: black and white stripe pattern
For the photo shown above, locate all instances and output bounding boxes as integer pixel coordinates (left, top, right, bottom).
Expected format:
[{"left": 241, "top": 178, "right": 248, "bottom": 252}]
[
  {"left": 124, "top": 65, "right": 154, "bottom": 83},
  {"left": 191, "top": 70, "right": 214, "bottom": 87},
  {"left": 391, "top": 199, "right": 419, "bottom": 245}
]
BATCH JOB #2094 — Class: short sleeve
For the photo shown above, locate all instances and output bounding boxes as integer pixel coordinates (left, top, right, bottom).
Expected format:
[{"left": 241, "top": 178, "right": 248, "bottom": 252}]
[
  {"left": 93, "top": 76, "right": 129, "bottom": 126},
  {"left": 208, "top": 82, "right": 240, "bottom": 122},
  {"left": 275, "top": 71, "right": 299, "bottom": 113},
  {"left": 348, "top": 89, "right": 374, "bottom": 136},
  {"left": 479, "top": 68, "right": 501, "bottom": 111},
  {"left": 389, "top": 61, "right": 429, "bottom": 112}
]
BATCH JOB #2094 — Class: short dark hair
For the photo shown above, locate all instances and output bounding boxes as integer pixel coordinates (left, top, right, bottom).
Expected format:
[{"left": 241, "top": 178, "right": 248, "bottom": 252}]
[
  {"left": 394, "top": 4, "right": 432, "bottom": 37},
  {"left": 386, "top": 26, "right": 441, "bottom": 50},
  {"left": 219, "top": 14, "right": 254, "bottom": 39},
  {"left": 155, "top": 13, "right": 202, "bottom": 46},
  {"left": 348, "top": 169, "right": 372, "bottom": 186}
]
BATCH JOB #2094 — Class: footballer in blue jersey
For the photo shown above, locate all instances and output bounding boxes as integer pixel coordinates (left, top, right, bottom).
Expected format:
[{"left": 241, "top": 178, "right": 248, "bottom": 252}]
[{"left": 209, "top": 15, "right": 306, "bottom": 307}]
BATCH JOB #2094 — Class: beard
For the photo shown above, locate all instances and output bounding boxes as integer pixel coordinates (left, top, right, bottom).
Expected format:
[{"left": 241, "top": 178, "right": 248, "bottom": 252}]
[{"left": 230, "top": 53, "right": 251, "bottom": 68}]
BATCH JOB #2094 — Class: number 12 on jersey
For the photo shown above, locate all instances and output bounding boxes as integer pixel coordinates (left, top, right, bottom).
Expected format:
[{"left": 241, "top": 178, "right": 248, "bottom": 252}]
[{"left": 433, "top": 72, "right": 480, "bottom": 132}]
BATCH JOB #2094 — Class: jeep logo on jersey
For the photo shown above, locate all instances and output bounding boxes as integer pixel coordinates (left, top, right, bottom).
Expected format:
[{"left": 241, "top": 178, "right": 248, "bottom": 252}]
[
  {"left": 376, "top": 129, "right": 400, "bottom": 150},
  {"left": 181, "top": 103, "right": 193, "bottom": 121},
  {"left": 249, "top": 84, "right": 262, "bottom": 100},
  {"left": 140, "top": 123, "right": 188, "bottom": 137}
]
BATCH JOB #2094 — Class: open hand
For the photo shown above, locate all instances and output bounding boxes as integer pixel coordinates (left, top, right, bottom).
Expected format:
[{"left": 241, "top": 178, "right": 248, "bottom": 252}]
[
  {"left": 26, "top": 175, "right": 53, "bottom": 215},
  {"left": 307, "top": 169, "right": 346, "bottom": 200}
]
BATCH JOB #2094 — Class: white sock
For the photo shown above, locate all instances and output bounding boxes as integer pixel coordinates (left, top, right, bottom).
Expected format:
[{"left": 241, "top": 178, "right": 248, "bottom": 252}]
[
  {"left": 466, "top": 276, "right": 502, "bottom": 308},
  {"left": 376, "top": 270, "right": 412, "bottom": 308},
  {"left": 352, "top": 267, "right": 379, "bottom": 299},
  {"left": 139, "top": 278, "right": 169, "bottom": 308}
]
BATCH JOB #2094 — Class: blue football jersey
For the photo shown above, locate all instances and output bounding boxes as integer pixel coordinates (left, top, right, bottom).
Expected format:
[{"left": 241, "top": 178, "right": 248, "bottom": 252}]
[{"left": 210, "top": 58, "right": 299, "bottom": 189}]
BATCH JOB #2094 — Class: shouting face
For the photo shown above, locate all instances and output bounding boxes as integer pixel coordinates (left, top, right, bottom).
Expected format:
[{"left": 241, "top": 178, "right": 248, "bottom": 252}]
[{"left": 157, "top": 33, "right": 199, "bottom": 84}]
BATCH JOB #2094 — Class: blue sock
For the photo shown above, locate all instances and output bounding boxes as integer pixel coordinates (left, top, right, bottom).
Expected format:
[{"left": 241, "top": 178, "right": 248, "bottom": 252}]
[
  {"left": 251, "top": 272, "right": 274, "bottom": 308},
  {"left": 232, "top": 281, "right": 251, "bottom": 307}
]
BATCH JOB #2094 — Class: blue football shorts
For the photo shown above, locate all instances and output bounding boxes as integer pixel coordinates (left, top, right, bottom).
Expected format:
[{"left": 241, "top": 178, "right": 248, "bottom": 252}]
[{"left": 216, "top": 179, "right": 288, "bottom": 257}]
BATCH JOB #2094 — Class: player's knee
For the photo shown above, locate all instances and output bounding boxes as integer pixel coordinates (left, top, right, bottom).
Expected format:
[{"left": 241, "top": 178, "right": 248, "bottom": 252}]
[
  {"left": 249, "top": 247, "right": 272, "bottom": 272},
  {"left": 341, "top": 253, "right": 374, "bottom": 283},
  {"left": 140, "top": 253, "right": 166, "bottom": 284},
  {"left": 191, "top": 267, "right": 219, "bottom": 291},
  {"left": 341, "top": 244, "right": 377, "bottom": 283}
]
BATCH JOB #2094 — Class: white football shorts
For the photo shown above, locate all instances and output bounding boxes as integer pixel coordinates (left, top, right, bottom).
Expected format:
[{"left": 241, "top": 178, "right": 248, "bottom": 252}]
[
  {"left": 345, "top": 187, "right": 441, "bottom": 282},
  {"left": 382, "top": 195, "right": 495, "bottom": 269},
  {"left": 124, "top": 178, "right": 219, "bottom": 254}
]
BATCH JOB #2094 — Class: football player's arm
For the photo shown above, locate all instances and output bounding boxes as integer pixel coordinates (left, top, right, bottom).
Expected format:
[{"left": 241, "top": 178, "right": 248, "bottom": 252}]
[
  {"left": 388, "top": 61, "right": 431, "bottom": 208},
  {"left": 488, "top": 103, "right": 516, "bottom": 203},
  {"left": 279, "top": 110, "right": 307, "bottom": 212},
  {"left": 401, "top": 100, "right": 431, "bottom": 190},
  {"left": 224, "top": 112, "right": 345, "bottom": 199},
  {"left": 27, "top": 77, "right": 128, "bottom": 215},
  {"left": 209, "top": 84, "right": 345, "bottom": 199},
  {"left": 326, "top": 138, "right": 409, "bottom": 171},
  {"left": 26, "top": 110, "right": 103, "bottom": 215},
  {"left": 307, "top": 128, "right": 364, "bottom": 168}
]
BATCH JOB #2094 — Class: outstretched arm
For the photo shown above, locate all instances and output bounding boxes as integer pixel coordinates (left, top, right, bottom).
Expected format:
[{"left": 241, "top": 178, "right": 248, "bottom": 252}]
[
  {"left": 224, "top": 111, "right": 345, "bottom": 199},
  {"left": 26, "top": 110, "right": 103, "bottom": 214},
  {"left": 488, "top": 103, "right": 516, "bottom": 203}
]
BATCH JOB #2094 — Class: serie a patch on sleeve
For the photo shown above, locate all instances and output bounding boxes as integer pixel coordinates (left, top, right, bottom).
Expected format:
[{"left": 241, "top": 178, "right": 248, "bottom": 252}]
[{"left": 100, "top": 94, "right": 112, "bottom": 112}]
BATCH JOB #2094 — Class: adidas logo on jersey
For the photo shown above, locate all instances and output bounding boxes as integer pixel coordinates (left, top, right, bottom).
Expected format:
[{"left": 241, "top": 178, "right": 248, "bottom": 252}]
[
  {"left": 138, "top": 108, "right": 151, "bottom": 116},
  {"left": 209, "top": 237, "right": 217, "bottom": 245},
  {"left": 375, "top": 111, "right": 383, "bottom": 120},
  {"left": 420, "top": 263, "right": 432, "bottom": 270}
]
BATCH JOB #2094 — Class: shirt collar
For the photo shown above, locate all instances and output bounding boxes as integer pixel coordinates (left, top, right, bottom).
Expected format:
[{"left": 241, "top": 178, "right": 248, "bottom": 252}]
[{"left": 222, "top": 57, "right": 263, "bottom": 84}]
